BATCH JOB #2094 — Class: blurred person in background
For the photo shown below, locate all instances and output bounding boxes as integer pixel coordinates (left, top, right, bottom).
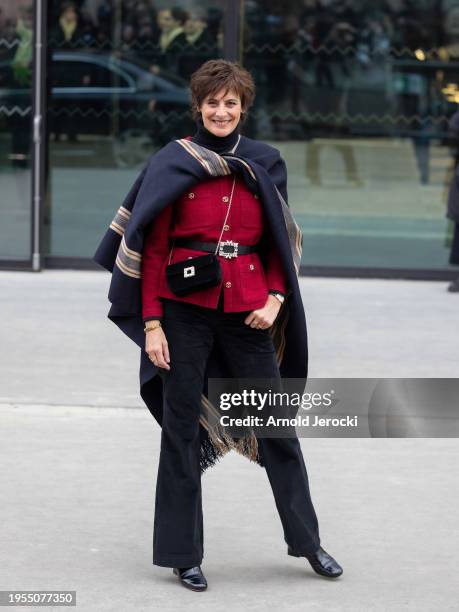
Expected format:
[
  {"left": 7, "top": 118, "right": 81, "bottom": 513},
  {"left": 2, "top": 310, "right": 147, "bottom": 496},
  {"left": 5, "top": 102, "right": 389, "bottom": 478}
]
[
  {"left": 49, "top": 1, "right": 86, "bottom": 49},
  {"left": 179, "top": 7, "right": 217, "bottom": 80},
  {"left": 150, "top": 6, "right": 188, "bottom": 76}
]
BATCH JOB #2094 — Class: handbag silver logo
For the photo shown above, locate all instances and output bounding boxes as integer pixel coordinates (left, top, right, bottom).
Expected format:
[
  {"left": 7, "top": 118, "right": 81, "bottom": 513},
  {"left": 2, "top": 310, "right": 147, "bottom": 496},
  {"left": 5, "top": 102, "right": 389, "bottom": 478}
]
[{"left": 184, "top": 266, "right": 195, "bottom": 278}]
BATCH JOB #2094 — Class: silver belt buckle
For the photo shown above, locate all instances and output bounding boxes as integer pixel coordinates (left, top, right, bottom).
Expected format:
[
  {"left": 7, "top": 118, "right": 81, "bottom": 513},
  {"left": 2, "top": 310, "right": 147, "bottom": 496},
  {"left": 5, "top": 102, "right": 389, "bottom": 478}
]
[{"left": 218, "top": 240, "right": 239, "bottom": 259}]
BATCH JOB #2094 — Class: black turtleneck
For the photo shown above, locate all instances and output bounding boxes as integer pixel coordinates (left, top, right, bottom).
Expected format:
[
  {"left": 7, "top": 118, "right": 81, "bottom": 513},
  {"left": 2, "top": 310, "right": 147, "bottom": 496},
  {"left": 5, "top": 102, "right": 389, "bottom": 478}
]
[{"left": 191, "top": 117, "right": 241, "bottom": 153}]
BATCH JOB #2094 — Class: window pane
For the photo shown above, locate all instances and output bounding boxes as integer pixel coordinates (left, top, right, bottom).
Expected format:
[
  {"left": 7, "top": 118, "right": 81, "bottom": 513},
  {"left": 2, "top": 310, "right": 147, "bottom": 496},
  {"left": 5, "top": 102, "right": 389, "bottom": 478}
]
[
  {"left": 242, "top": 0, "right": 459, "bottom": 271},
  {"left": 0, "top": 1, "right": 33, "bottom": 260},
  {"left": 46, "top": 1, "right": 224, "bottom": 258}
]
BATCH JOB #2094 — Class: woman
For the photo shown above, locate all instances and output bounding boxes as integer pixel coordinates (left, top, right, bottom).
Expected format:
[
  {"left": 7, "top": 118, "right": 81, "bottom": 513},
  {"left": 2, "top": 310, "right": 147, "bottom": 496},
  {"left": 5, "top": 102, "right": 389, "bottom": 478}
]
[{"left": 94, "top": 59, "right": 343, "bottom": 591}]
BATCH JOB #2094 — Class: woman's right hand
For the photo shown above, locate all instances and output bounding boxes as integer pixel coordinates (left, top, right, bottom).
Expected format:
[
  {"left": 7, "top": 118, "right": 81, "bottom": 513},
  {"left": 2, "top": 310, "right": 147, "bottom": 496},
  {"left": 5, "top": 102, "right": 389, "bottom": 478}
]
[{"left": 146, "top": 327, "right": 170, "bottom": 370}]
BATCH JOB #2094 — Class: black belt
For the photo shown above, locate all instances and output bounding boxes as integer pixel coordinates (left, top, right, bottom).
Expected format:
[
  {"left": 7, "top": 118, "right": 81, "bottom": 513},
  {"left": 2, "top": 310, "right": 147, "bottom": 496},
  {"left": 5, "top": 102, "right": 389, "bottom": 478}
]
[{"left": 174, "top": 239, "right": 258, "bottom": 259}]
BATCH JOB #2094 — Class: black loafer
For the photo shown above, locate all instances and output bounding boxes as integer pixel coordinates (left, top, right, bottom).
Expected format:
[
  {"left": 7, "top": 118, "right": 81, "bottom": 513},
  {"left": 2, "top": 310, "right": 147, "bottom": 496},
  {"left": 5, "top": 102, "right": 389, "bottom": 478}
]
[
  {"left": 447, "top": 278, "right": 459, "bottom": 293},
  {"left": 173, "top": 566, "right": 208, "bottom": 591},
  {"left": 288, "top": 546, "right": 343, "bottom": 578}
]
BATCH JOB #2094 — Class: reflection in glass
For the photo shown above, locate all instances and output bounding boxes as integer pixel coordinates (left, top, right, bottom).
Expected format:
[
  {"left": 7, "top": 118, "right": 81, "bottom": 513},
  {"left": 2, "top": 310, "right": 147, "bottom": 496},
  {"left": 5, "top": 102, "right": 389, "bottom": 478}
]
[
  {"left": 0, "top": 1, "right": 33, "bottom": 260},
  {"left": 242, "top": 0, "right": 459, "bottom": 271},
  {"left": 46, "top": 1, "right": 223, "bottom": 258}
]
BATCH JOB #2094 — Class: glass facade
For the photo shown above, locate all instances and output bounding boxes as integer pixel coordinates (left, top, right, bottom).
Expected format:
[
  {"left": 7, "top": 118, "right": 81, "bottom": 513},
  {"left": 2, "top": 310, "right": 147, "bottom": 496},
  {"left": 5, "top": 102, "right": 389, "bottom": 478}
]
[
  {"left": 0, "top": 0, "right": 34, "bottom": 262},
  {"left": 1, "top": 0, "right": 459, "bottom": 275},
  {"left": 241, "top": 0, "right": 459, "bottom": 271},
  {"left": 44, "top": 0, "right": 224, "bottom": 259}
]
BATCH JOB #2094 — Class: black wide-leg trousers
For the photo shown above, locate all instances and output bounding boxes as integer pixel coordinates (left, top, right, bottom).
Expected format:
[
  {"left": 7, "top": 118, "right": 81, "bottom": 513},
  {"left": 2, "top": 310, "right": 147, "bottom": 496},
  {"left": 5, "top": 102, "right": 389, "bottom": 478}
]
[{"left": 153, "top": 296, "right": 321, "bottom": 568}]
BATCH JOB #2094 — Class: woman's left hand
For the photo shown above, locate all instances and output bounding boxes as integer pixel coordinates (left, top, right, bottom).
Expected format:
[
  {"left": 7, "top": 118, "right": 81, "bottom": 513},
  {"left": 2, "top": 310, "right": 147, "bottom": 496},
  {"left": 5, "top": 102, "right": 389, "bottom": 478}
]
[{"left": 244, "top": 294, "right": 282, "bottom": 329}]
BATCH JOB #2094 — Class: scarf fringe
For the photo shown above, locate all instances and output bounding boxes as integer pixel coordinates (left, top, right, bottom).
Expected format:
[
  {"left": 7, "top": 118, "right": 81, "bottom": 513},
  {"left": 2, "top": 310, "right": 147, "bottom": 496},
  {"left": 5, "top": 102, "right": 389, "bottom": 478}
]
[
  {"left": 200, "top": 409, "right": 263, "bottom": 473},
  {"left": 199, "top": 435, "right": 228, "bottom": 474},
  {"left": 198, "top": 312, "right": 288, "bottom": 474},
  {"left": 230, "top": 432, "right": 262, "bottom": 466}
]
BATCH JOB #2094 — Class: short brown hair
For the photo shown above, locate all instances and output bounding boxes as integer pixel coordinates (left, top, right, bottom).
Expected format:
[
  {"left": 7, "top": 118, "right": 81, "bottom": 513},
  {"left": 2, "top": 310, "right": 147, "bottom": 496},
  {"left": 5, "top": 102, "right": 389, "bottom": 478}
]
[{"left": 189, "top": 59, "right": 256, "bottom": 123}]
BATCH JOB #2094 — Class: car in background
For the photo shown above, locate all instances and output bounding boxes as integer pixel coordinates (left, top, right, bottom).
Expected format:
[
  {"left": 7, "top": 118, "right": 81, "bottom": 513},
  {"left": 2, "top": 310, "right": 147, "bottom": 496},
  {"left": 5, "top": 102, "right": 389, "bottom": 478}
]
[{"left": 0, "top": 50, "right": 193, "bottom": 167}]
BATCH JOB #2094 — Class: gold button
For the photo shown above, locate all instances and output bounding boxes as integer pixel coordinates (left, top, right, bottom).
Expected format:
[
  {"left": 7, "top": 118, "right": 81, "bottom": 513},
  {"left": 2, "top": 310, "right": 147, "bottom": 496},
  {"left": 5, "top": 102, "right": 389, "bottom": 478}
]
[
  {"left": 225, "top": 281, "right": 232, "bottom": 288},
  {"left": 223, "top": 224, "right": 230, "bottom": 231},
  {"left": 249, "top": 264, "right": 254, "bottom": 270},
  {"left": 222, "top": 196, "right": 229, "bottom": 202},
  {"left": 188, "top": 192, "right": 195, "bottom": 199}
]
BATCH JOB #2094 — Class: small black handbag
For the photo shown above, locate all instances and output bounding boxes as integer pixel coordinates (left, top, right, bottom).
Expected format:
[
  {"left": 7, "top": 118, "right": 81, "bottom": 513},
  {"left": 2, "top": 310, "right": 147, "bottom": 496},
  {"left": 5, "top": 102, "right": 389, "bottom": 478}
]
[
  {"left": 165, "top": 252, "right": 222, "bottom": 296},
  {"left": 165, "top": 176, "right": 236, "bottom": 297}
]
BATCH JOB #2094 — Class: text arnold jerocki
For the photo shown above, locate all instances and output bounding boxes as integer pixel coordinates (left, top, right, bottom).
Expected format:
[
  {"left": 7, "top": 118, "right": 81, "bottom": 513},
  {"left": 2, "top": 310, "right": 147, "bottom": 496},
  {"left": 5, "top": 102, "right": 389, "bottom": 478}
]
[{"left": 219, "top": 415, "right": 359, "bottom": 427}]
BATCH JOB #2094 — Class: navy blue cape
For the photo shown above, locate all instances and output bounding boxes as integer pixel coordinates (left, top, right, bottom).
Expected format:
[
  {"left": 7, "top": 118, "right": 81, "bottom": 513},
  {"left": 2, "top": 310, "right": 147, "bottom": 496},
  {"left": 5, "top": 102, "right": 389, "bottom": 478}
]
[{"left": 93, "top": 134, "right": 307, "bottom": 472}]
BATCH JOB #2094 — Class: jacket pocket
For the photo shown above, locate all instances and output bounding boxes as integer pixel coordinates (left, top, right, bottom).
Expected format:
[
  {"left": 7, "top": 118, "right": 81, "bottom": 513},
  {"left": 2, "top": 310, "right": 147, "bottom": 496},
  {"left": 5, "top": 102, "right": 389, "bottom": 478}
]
[
  {"left": 176, "top": 194, "right": 215, "bottom": 229},
  {"left": 240, "top": 196, "right": 264, "bottom": 229},
  {"left": 239, "top": 258, "right": 268, "bottom": 304}
]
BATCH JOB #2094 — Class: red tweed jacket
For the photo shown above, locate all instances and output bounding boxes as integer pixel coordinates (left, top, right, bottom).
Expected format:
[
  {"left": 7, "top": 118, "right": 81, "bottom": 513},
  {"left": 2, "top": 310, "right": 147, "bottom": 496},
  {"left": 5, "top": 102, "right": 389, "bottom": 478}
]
[{"left": 141, "top": 169, "right": 289, "bottom": 321}]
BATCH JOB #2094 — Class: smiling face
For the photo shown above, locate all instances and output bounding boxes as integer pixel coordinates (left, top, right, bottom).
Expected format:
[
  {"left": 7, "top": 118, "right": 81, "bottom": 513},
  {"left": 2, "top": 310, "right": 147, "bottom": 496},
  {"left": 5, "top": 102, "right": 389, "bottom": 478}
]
[{"left": 198, "top": 88, "right": 242, "bottom": 137}]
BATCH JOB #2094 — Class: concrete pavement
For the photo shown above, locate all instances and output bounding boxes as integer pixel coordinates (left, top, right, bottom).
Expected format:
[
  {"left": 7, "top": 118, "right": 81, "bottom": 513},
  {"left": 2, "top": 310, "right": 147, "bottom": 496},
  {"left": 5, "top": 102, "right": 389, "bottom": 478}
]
[{"left": 0, "top": 271, "right": 458, "bottom": 611}]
